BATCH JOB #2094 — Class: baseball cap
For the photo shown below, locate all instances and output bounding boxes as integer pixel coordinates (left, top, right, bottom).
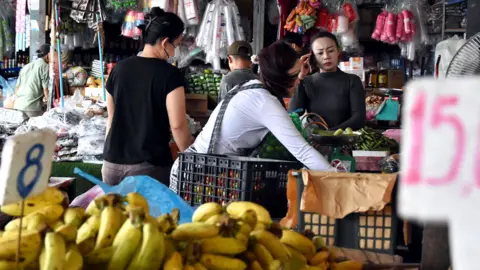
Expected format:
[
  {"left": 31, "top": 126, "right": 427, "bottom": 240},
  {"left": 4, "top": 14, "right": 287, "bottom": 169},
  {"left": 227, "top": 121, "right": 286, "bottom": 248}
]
[
  {"left": 227, "top": 41, "right": 253, "bottom": 58},
  {"left": 36, "top": 44, "right": 50, "bottom": 57}
]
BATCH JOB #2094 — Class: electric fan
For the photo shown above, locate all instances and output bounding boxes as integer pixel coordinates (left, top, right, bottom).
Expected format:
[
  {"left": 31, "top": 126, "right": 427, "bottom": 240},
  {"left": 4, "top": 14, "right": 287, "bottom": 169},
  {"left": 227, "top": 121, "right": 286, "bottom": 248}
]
[{"left": 446, "top": 32, "right": 480, "bottom": 77}]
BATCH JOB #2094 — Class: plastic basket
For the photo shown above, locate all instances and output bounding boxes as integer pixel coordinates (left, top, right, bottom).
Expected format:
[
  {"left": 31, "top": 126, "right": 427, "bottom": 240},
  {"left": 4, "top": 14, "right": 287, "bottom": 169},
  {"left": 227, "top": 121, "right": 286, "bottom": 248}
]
[
  {"left": 302, "top": 204, "right": 399, "bottom": 254},
  {"left": 176, "top": 152, "right": 302, "bottom": 218}
]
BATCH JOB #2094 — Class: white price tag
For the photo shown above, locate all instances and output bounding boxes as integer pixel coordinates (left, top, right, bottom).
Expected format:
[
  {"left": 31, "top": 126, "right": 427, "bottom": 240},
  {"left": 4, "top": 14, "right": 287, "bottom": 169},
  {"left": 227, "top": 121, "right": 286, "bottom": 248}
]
[
  {"left": 400, "top": 77, "right": 480, "bottom": 270},
  {"left": 0, "top": 128, "right": 57, "bottom": 205}
]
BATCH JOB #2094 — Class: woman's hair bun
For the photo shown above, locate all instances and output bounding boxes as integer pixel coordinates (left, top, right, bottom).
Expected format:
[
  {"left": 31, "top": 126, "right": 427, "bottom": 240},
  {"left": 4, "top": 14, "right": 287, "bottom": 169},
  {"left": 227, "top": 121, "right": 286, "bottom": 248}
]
[{"left": 149, "top": 7, "right": 165, "bottom": 17}]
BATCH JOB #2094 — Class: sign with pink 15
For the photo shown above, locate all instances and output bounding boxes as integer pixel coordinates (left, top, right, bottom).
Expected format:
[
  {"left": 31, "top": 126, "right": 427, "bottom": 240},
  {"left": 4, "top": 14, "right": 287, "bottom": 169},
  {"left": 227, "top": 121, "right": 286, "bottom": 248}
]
[{"left": 399, "top": 77, "right": 480, "bottom": 222}]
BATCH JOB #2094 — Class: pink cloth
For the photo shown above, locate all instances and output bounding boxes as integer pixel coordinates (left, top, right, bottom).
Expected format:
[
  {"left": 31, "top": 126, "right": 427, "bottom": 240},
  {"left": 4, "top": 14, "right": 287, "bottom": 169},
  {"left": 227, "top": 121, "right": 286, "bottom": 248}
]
[{"left": 383, "top": 129, "right": 401, "bottom": 143}]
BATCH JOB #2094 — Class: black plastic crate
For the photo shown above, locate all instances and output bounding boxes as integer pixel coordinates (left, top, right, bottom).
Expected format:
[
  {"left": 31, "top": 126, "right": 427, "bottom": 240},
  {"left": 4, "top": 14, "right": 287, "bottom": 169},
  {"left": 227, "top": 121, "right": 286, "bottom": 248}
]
[
  {"left": 176, "top": 152, "right": 302, "bottom": 218},
  {"left": 302, "top": 204, "right": 399, "bottom": 254}
]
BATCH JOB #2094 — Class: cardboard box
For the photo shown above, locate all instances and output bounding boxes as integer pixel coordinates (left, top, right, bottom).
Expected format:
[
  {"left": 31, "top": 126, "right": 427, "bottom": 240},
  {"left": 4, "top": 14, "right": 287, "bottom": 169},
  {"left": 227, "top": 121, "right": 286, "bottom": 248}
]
[
  {"left": 186, "top": 94, "right": 208, "bottom": 116},
  {"left": 387, "top": 70, "right": 405, "bottom": 89}
]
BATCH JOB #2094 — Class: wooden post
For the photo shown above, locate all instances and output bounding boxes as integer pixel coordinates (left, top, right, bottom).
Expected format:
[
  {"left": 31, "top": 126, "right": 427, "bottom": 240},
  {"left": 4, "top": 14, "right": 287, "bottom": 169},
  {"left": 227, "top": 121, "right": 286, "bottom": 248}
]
[{"left": 421, "top": 223, "right": 451, "bottom": 270}]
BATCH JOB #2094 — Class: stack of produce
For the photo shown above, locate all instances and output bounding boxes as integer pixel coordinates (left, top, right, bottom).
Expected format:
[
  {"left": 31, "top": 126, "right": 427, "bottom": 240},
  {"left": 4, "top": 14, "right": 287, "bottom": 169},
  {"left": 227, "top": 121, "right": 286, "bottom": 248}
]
[
  {"left": 0, "top": 188, "right": 364, "bottom": 269},
  {"left": 354, "top": 127, "right": 399, "bottom": 152},
  {"left": 186, "top": 69, "right": 223, "bottom": 98}
]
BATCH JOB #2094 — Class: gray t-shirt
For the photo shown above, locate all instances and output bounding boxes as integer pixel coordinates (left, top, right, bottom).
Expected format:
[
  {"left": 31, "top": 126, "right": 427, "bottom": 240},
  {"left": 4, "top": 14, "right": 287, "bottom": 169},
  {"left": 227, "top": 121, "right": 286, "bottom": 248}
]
[{"left": 218, "top": 69, "right": 256, "bottom": 102}]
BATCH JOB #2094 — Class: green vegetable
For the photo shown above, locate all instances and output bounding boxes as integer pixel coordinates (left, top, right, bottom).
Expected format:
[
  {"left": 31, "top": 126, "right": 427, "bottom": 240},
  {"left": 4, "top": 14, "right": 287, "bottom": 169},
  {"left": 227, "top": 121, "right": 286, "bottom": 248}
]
[{"left": 333, "top": 129, "right": 344, "bottom": 136}]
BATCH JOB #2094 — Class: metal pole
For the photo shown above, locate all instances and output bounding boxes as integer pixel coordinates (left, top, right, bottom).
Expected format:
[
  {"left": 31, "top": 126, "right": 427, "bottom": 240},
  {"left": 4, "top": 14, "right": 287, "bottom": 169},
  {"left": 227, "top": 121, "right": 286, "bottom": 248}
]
[
  {"left": 54, "top": 3, "right": 64, "bottom": 108},
  {"left": 96, "top": 14, "right": 106, "bottom": 101}
]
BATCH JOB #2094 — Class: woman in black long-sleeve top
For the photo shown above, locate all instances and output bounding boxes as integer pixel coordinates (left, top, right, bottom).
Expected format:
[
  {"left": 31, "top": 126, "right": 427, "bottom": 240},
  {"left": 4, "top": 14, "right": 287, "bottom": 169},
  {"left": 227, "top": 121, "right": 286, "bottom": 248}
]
[{"left": 289, "top": 32, "right": 366, "bottom": 131}]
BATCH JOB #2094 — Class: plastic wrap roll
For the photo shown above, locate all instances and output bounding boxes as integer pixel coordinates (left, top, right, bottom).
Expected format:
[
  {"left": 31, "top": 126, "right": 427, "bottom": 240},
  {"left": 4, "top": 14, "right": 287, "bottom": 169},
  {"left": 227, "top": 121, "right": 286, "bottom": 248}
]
[
  {"left": 406, "top": 41, "right": 415, "bottom": 61},
  {"left": 211, "top": 2, "right": 222, "bottom": 59},
  {"left": 224, "top": 4, "right": 235, "bottom": 46},
  {"left": 219, "top": 2, "right": 228, "bottom": 56},
  {"left": 230, "top": 2, "right": 245, "bottom": 41},
  {"left": 196, "top": 2, "right": 213, "bottom": 47},
  {"left": 202, "top": 2, "right": 217, "bottom": 49}
]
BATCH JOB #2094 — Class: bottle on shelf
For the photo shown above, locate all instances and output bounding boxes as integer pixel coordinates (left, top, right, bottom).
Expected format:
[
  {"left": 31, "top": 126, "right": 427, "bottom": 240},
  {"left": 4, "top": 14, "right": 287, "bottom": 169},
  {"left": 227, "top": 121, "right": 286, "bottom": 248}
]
[
  {"left": 368, "top": 69, "right": 378, "bottom": 88},
  {"left": 377, "top": 68, "right": 388, "bottom": 88}
]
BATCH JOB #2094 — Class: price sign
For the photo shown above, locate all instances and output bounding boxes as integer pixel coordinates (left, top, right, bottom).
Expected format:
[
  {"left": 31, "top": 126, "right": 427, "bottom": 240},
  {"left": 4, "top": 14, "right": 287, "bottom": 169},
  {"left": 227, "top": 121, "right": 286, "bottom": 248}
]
[
  {"left": 0, "top": 128, "right": 56, "bottom": 205},
  {"left": 400, "top": 77, "right": 480, "bottom": 220},
  {"left": 400, "top": 77, "right": 480, "bottom": 270}
]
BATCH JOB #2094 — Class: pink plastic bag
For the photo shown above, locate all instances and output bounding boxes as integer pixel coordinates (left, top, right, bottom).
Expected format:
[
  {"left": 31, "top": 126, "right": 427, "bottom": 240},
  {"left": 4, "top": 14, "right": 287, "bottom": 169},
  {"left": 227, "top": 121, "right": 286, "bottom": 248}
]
[
  {"left": 383, "top": 129, "right": 401, "bottom": 143},
  {"left": 69, "top": 185, "right": 105, "bottom": 209}
]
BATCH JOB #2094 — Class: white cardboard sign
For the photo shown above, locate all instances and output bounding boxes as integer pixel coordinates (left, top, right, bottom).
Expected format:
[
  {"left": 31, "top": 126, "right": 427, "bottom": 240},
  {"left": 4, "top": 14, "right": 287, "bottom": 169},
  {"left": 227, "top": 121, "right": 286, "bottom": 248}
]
[
  {"left": 0, "top": 128, "right": 57, "bottom": 205},
  {"left": 400, "top": 77, "right": 480, "bottom": 270}
]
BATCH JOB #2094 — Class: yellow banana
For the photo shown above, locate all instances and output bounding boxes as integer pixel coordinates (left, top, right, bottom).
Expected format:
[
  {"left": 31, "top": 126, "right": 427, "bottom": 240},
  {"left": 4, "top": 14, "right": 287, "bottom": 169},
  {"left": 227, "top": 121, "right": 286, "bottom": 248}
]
[
  {"left": 252, "top": 243, "right": 274, "bottom": 269},
  {"left": 128, "top": 223, "right": 166, "bottom": 270},
  {"left": 0, "top": 250, "right": 39, "bottom": 269},
  {"left": 76, "top": 214, "right": 101, "bottom": 244},
  {"left": 0, "top": 187, "right": 64, "bottom": 216},
  {"left": 64, "top": 243, "right": 83, "bottom": 270},
  {"left": 309, "top": 251, "right": 329, "bottom": 266},
  {"left": 254, "top": 222, "right": 267, "bottom": 231},
  {"left": 251, "top": 230, "right": 291, "bottom": 261},
  {"left": 286, "top": 245, "right": 307, "bottom": 264},
  {"left": 85, "top": 199, "right": 102, "bottom": 216},
  {"left": 171, "top": 223, "right": 219, "bottom": 241},
  {"left": 77, "top": 237, "right": 95, "bottom": 255},
  {"left": 334, "top": 260, "right": 363, "bottom": 270},
  {"left": 42, "top": 232, "right": 67, "bottom": 270},
  {"left": 243, "top": 251, "right": 257, "bottom": 263},
  {"left": 204, "top": 214, "right": 223, "bottom": 225},
  {"left": 31, "top": 204, "right": 65, "bottom": 223},
  {"left": 95, "top": 206, "right": 125, "bottom": 250},
  {"left": 237, "top": 221, "right": 253, "bottom": 237},
  {"left": 239, "top": 209, "right": 258, "bottom": 229},
  {"left": 226, "top": 201, "right": 272, "bottom": 224},
  {"left": 268, "top": 260, "right": 282, "bottom": 270},
  {"left": 164, "top": 236, "right": 176, "bottom": 260},
  {"left": 0, "top": 231, "right": 42, "bottom": 259},
  {"left": 306, "top": 263, "right": 327, "bottom": 270},
  {"left": 312, "top": 236, "right": 326, "bottom": 251},
  {"left": 5, "top": 212, "right": 48, "bottom": 231},
  {"left": 0, "top": 231, "right": 3, "bottom": 237},
  {"left": 157, "top": 213, "right": 175, "bottom": 233},
  {"left": 192, "top": 202, "right": 223, "bottom": 222},
  {"left": 56, "top": 223, "right": 78, "bottom": 242},
  {"left": 235, "top": 231, "right": 249, "bottom": 244},
  {"left": 163, "top": 252, "right": 183, "bottom": 270},
  {"left": 201, "top": 236, "right": 247, "bottom": 255},
  {"left": 107, "top": 213, "right": 143, "bottom": 270},
  {"left": 184, "top": 265, "right": 196, "bottom": 270},
  {"left": 249, "top": 260, "right": 263, "bottom": 270},
  {"left": 193, "top": 262, "right": 208, "bottom": 270},
  {"left": 281, "top": 230, "right": 316, "bottom": 257},
  {"left": 145, "top": 214, "right": 160, "bottom": 227},
  {"left": 49, "top": 220, "right": 64, "bottom": 230},
  {"left": 64, "top": 207, "right": 86, "bottom": 227},
  {"left": 125, "top": 192, "right": 149, "bottom": 214},
  {"left": 200, "top": 253, "right": 247, "bottom": 270},
  {"left": 84, "top": 246, "right": 116, "bottom": 264}
]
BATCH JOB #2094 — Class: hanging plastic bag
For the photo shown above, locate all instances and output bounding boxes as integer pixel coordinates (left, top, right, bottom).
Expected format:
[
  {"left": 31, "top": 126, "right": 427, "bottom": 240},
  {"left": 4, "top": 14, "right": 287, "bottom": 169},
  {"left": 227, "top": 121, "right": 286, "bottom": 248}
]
[
  {"left": 73, "top": 168, "right": 194, "bottom": 223},
  {"left": 184, "top": 0, "right": 200, "bottom": 25}
]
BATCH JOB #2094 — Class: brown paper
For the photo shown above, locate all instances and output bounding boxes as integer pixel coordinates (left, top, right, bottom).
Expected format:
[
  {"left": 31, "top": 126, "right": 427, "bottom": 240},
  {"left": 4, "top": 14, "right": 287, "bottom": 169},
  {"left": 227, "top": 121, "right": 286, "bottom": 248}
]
[{"left": 281, "top": 170, "right": 397, "bottom": 228}]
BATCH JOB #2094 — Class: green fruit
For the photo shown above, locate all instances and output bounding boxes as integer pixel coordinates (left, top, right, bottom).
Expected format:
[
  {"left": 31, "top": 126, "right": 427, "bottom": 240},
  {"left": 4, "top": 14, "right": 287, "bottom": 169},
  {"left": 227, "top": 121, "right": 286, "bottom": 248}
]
[
  {"left": 345, "top": 127, "right": 353, "bottom": 134},
  {"left": 333, "top": 129, "right": 344, "bottom": 136}
]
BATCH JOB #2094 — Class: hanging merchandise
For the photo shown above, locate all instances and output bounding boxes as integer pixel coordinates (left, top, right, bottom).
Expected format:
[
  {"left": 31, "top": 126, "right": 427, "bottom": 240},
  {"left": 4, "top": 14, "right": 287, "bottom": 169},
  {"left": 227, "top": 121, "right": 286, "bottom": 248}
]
[
  {"left": 70, "top": 0, "right": 107, "bottom": 29},
  {"left": 370, "top": 0, "right": 428, "bottom": 61},
  {"left": 196, "top": 0, "right": 245, "bottom": 70},
  {"left": 284, "top": 1, "right": 318, "bottom": 34},
  {"left": 183, "top": 0, "right": 200, "bottom": 26},
  {"left": 15, "top": 0, "right": 27, "bottom": 52},
  {"left": 121, "top": 10, "right": 144, "bottom": 40}
]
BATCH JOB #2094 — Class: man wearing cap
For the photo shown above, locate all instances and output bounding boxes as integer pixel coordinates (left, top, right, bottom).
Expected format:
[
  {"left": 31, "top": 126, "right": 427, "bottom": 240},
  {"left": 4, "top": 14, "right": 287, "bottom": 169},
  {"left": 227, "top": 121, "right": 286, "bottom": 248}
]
[
  {"left": 219, "top": 41, "right": 257, "bottom": 102},
  {"left": 13, "top": 44, "right": 52, "bottom": 117}
]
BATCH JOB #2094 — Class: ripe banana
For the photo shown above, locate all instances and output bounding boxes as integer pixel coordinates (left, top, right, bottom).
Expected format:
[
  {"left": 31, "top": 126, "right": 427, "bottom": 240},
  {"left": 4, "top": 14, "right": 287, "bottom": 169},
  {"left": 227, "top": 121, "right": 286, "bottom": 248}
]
[
  {"left": 200, "top": 253, "right": 247, "bottom": 270},
  {"left": 204, "top": 214, "right": 223, "bottom": 225},
  {"left": 268, "top": 260, "right": 282, "bottom": 270},
  {"left": 252, "top": 243, "right": 274, "bottom": 269},
  {"left": 125, "top": 192, "right": 150, "bottom": 214},
  {"left": 76, "top": 214, "right": 101, "bottom": 244},
  {"left": 280, "top": 230, "right": 316, "bottom": 257},
  {"left": 201, "top": 236, "right": 247, "bottom": 255},
  {"left": 55, "top": 223, "right": 78, "bottom": 242},
  {"left": 85, "top": 199, "right": 102, "bottom": 216},
  {"left": 77, "top": 237, "right": 95, "bottom": 255},
  {"left": 145, "top": 214, "right": 160, "bottom": 227},
  {"left": 64, "top": 207, "right": 86, "bottom": 228},
  {"left": 226, "top": 201, "right": 272, "bottom": 225},
  {"left": 107, "top": 214, "right": 143, "bottom": 270},
  {"left": 5, "top": 213, "right": 48, "bottom": 232},
  {"left": 0, "top": 250, "right": 39, "bottom": 270},
  {"left": 192, "top": 202, "right": 223, "bottom": 222},
  {"left": 0, "top": 231, "right": 42, "bottom": 259},
  {"left": 285, "top": 245, "right": 307, "bottom": 265},
  {"left": 84, "top": 246, "right": 116, "bottom": 264},
  {"left": 163, "top": 252, "right": 183, "bottom": 270},
  {"left": 235, "top": 231, "right": 249, "bottom": 244},
  {"left": 164, "top": 236, "right": 176, "bottom": 260},
  {"left": 43, "top": 232, "right": 67, "bottom": 270},
  {"left": 157, "top": 213, "right": 175, "bottom": 233},
  {"left": 243, "top": 251, "right": 257, "bottom": 263},
  {"left": 95, "top": 206, "right": 125, "bottom": 250},
  {"left": 251, "top": 230, "right": 291, "bottom": 261},
  {"left": 249, "top": 260, "right": 263, "bottom": 270},
  {"left": 237, "top": 221, "right": 253, "bottom": 237},
  {"left": 309, "top": 251, "right": 329, "bottom": 266},
  {"left": 335, "top": 260, "right": 363, "bottom": 270},
  {"left": 49, "top": 220, "right": 64, "bottom": 230},
  {"left": 0, "top": 187, "right": 64, "bottom": 216},
  {"left": 312, "top": 236, "right": 326, "bottom": 251},
  {"left": 64, "top": 243, "right": 83, "bottom": 270},
  {"left": 30, "top": 204, "right": 64, "bottom": 223},
  {"left": 184, "top": 265, "right": 196, "bottom": 270},
  {"left": 193, "top": 262, "right": 208, "bottom": 270},
  {"left": 171, "top": 223, "right": 219, "bottom": 241},
  {"left": 128, "top": 223, "right": 166, "bottom": 270},
  {"left": 239, "top": 209, "right": 258, "bottom": 229}
]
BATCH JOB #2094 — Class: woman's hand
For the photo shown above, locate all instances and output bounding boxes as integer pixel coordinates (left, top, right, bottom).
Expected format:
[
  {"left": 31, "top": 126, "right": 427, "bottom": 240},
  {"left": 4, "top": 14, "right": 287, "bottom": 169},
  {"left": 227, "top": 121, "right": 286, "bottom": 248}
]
[{"left": 299, "top": 53, "right": 312, "bottom": 80}]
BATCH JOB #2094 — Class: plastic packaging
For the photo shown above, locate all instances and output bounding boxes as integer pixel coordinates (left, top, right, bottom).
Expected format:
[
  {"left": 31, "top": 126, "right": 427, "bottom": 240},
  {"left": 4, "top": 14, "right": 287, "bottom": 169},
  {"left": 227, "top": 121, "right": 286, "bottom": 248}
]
[
  {"left": 184, "top": 0, "right": 200, "bottom": 25},
  {"left": 121, "top": 10, "right": 143, "bottom": 40},
  {"left": 73, "top": 168, "right": 194, "bottom": 223}
]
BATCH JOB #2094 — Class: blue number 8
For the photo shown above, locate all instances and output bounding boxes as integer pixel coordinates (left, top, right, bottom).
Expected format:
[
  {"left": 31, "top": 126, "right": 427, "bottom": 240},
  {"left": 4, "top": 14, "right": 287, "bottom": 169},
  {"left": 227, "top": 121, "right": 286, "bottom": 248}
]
[{"left": 17, "top": 144, "right": 45, "bottom": 199}]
